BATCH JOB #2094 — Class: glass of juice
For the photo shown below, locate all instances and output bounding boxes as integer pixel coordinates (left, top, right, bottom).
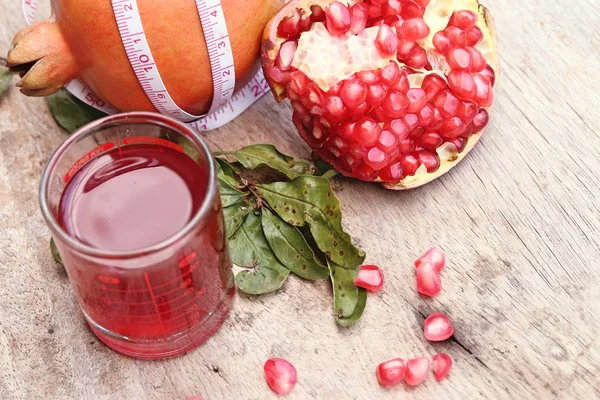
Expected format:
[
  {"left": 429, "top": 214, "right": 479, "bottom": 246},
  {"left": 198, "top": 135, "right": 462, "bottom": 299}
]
[{"left": 40, "top": 112, "right": 235, "bottom": 359}]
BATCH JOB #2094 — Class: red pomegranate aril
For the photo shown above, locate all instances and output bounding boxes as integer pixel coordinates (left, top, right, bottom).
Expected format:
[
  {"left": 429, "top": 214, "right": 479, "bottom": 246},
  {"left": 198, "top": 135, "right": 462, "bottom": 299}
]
[
  {"left": 312, "top": 123, "right": 325, "bottom": 142},
  {"left": 278, "top": 10, "right": 301, "bottom": 39},
  {"left": 378, "top": 130, "right": 398, "bottom": 151},
  {"left": 354, "top": 265, "right": 384, "bottom": 292},
  {"left": 371, "top": 0, "right": 388, "bottom": 5},
  {"left": 457, "top": 101, "right": 478, "bottom": 124},
  {"left": 449, "top": 10, "right": 477, "bottom": 30},
  {"left": 338, "top": 121, "right": 356, "bottom": 140},
  {"left": 267, "top": 66, "right": 291, "bottom": 84},
  {"left": 383, "top": 0, "right": 402, "bottom": 17},
  {"left": 413, "top": 0, "right": 431, "bottom": 6},
  {"left": 451, "top": 137, "right": 467, "bottom": 152},
  {"left": 417, "top": 104, "right": 434, "bottom": 126},
  {"left": 264, "top": 358, "right": 297, "bottom": 395},
  {"left": 324, "top": 96, "right": 347, "bottom": 122},
  {"left": 401, "top": 154, "right": 421, "bottom": 176},
  {"left": 433, "top": 32, "right": 452, "bottom": 54},
  {"left": 350, "top": 3, "right": 369, "bottom": 35},
  {"left": 445, "top": 26, "right": 468, "bottom": 46},
  {"left": 423, "top": 74, "right": 446, "bottom": 101},
  {"left": 472, "top": 109, "right": 489, "bottom": 133},
  {"left": 384, "top": 15, "right": 404, "bottom": 29},
  {"left": 419, "top": 132, "right": 443, "bottom": 150},
  {"left": 355, "top": 118, "right": 382, "bottom": 146},
  {"left": 376, "top": 358, "right": 406, "bottom": 387},
  {"left": 416, "top": 262, "right": 441, "bottom": 297},
  {"left": 399, "top": 138, "right": 415, "bottom": 153},
  {"left": 397, "top": 38, "right": 417, "bottom": 59},
  {"left": 434, "top": 91, "right": 460, "bottom": 118},
  {"left": 424, "top": 312, "right": 454, "bottom": 341},
  {"left": 366, "top": 147, "right": 390, "bottom": 170},
  {"left": 401, "top": 1, "right": 424, "bottom": 19},
  {"left": 399, "top": 18, "right": 430, "bottom": 40},
  {"left": 396, "top": 73, "right": 410, "bottom": 92},
  {"left": 408, "top": 46, "right": 428, "bottom": 68},
  {"left": 355, "top": 163, "right": 378, "bottom": 181},
  {"left": 406, "top": 88, "right": 427, "bottom": 113},
  {"left": 466, "top": 26, "right": 483, "bottom": 46},
  {"left": 473, "top": 73, "right": 494, "bottom": 106},
  {"left": 340, "top": 79, "right": 367, "bottom": 109},
  {"left": 389, "top": 119, "right": 409, "bottom": 138},
  {"left": 379, "top": 162, "right": 404, "bottom": 182},
  {"left": 415, "top": 248, "right": 445, "bottom": 272},
  {"left": 289, "top": 71, "right": 308, "bottom": 95},
  {"left": 403, "top": 113, "right": 419, "bottom": 130},
  {"left": 382, "top": 90, "right": 409, "bottom": 118},
  {"left": 310, "top": 5, "right": 326, "bottom": 22},
  {"left": 359, "top": 70, "right": 380, "bottom": 84},
  {"left": 299, "top": 15, "right": 312, "bottom": 33},
  {"left": 448, "top": 70, "right": 476, "bottom": 100},
  {"left": 430, "top": 107, "right": 444, "bottom": 130},
  {"left": 419, "top": 151, "right": 439, "bottom": 172},
  {"left": 466, "top": 47, "right": 486, "bottom": 72},
  {"left": 405, "top": 357, "right": 430, "bottom": 386},
  {"left": 368, "top": 4, "right": 383, "bottom": 19},
  {"left": 433, "top": 353, "right": 453, "bottom": 381},
  {"left": 380, "top": 62, "right": 400, "bottom": 86},
  {"left": 446, "top": 48, "right": 472, "bottom": 71},
  {"left": 481, "top": 64, "right": 496, "bottom": 86},
  {"left": 376, "top": 24, "right": 399, "bottom": 57},
  {"left": 277, "top": 41, "right": 297, "bottom": 71},
  {"left": 325, "top": 2, "right": 351, "bottom": 36},
  {"left": 367, "top": 84, "right": 388, "bottom": 107},
  {"left": 349, "top": 143, "right": 367, "bottom": 159},
  {"left": 440, "top": 116, "right": 466, "bottom": 138},
  {"left": 306, "top": 83, "right": 324, "bottom": 106},
  {"left": 409, "top": 126, "right": 425, "bottom": 138}
]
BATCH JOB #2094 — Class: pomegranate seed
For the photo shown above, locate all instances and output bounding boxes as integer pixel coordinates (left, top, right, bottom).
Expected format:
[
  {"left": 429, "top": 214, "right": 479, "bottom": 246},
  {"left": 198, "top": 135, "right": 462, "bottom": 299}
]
[
  {"left": 385, "top": 15, "right": 404, "bottom": 29},
  {"left": 399, "top": 18, "right": 430, "bottom": 40},
  {"left": 433, "top": 353, "right": 453, "bottom": 381},
  {"left": 382, "top": 90, "right": 409, "bottom": 118},
  {"left": 354, "top": 265, "right": 384, "bottom": 292},
  {"left": 424, "top": 312, "right": 454, "bottom": 341},
  {"left": 399, "top": 138, "right": 415, "bottom": 153},
  {"left": 418, "top": 132, "right": 442, "bottom": 150},
  {"left": 460, "top": 122, "right": 474, "bottom": 138},
  {"left": 408, "top": 46, "right": 428, "bottom": 68},
  {"left": 410, "top": 127, "right": 424, "bottom": 138},
  {"left": 429, "top": 108, "right": 444, "bottom": 130},
  {"left": 310, "top": 5, "right": 326, "bottom": 22},
  {"left": 405, "top": 88, "right": 427, "bottom": 114},
  {"left": 472, "top": 109, "right": 489, "bottom": 133},
  {"left": 378, "top": 130, "right": 398, "bottom": 151},
  {"left": 401, "top": 1, "right": 424, "bottom": 18},
  {"left": 419, "top": 151, "right": 439, "bottom": 172},
  {"left": 355, "top": 118, "right": 382, "bottom": 146},
  {"left": 403, "top": 113, "right": 419, "bottom": 130},
  {"left": 298, "top": 15, "right": 312, "bottom": 33},
  {"left": 367, "top": 84, "right": 388, "bottom": 107},
  {"left": 397, "top": 38, "right": 417, "bottom": 59},
  {"left": 278, "top": 10, "right": 301, "bottom": 39},
  {"left": 389, "top": 119, "right": 409, "bottom": 138},
  {"left": 440, "top": 116, "right": 466, "bottom": 138},
  {"left": 264, "top": 358, "right": 297, "bottom": 395},
  {"left": 448, "top": 70, "right": 476, "bottom": 100},
  {"left": 306, "top": 83, "right": 324, "bottom": 106},
  {"left": 375, "top": 24, "right": 399, "bottom": 56},
  {"left": 400, "top": 154, "right": 421, "bottom": 176},
  {"left": 289, "top": 71, "right": 309, "bottom": 95},
  {"left": 349, "top": 3, "right": 369, "bottom": 35},
  {"left": 481, "top": 64, "right": 496, "bottom": 86},
  {"left": 359, "top": 70, "right": 380, "bottom": 84},
  {"left": 324, "top": 96, "right": 347, "bottom": 122},
  {"left": 416, "top": 104, "right": 433, "bottom": 126},
  {"left": 416, "top": 262, "right": 441, "bottom": 297},
  {"left": 422, "top": 74, "right": 447, "bottom": 101},
  {"left": 415, "top": 248, "right": 445, "bottom": 272},
  {"left": 433, "top": 32, "right": 452, "bottom": 53},
  {"left": 396, "top": 73, "right": 410, "bottom": 92},
  {"left": 473, "top": 74, "right": 494, "bottom": 106},
  {"left": 434, "top": 91, "right": 460, "bottom": 117},
  {"left": 277, "top": 41, "right": 297, "bottom": 71},
  {"left": 379, "top": 162, "right": 404, "bottom": 182},
  {"left": 366, "top": 147, "right": 390, "bottom": 170},
  {"left": 325, "top": 2, "right": 351, "bottom": 36},
  {"left": 376, "top": 358, "right": 406, "bottom": 387},
  {"left": 466, "top": 47, "right": 486, "bottom": 72},
  {"left": 450, "top": 10, "right": 477, "bottom": 30},
  {"left": 466, "top": 26, "right": 483, "bottom": 46},
  {"left": 445, "top": 26, "right": 468, "bottom": 46},
  {"left": 355, "top": 163, "right": 378, "bottom": 181},
  {"left": 337, "top": 121, "right": 355, "bottom": 140},
  {"left": 380, "top": 62, "right": 400, "bottom": 86},
  {"left": 371, "top": 0, "right": 388, "bottom": 5},
  {"left": 446, "top": 48, "right": 471, "bottom": 71},
  {"left": 383, "top": 0, "right": 402, "bottom": 17},
  {"left": 405, "top": 357, "right": 430, "bottom": 386},
  {"left": 340, "top": 79, "right": 367, "bottom": 109},
  {"left": 368, "top": 4, "right": 383, "bottom": 19},
  {"left": 457, "top": 101, "right": 478, "bottom": 124},
  {"left": 267, "top": 66, "right": 291, "bottom": 84},
  {"left": 413, "top": 0, "right": 431, "bottom": 7}
]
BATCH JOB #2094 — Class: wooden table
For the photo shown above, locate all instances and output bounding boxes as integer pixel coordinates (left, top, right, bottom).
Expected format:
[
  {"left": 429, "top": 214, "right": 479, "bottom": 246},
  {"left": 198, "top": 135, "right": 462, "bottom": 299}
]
[{"left": 1, "top": 1, "right": 599, "bottom": 399}]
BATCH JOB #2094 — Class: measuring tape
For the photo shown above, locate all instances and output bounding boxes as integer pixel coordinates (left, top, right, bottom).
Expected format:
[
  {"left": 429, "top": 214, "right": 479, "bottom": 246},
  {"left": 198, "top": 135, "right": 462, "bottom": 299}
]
[{"left": 22, "top": 0, "right": 269, "bottom": 131}]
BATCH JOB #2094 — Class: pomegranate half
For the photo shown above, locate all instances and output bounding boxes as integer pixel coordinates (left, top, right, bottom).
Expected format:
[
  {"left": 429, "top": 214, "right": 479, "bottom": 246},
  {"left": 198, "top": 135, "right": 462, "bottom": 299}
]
[
  {"left": 7, "top": 0, "right": 283, "bottom": 115},
  {"left": 262, "top": 0, "right": 499, "bottom": 189}
]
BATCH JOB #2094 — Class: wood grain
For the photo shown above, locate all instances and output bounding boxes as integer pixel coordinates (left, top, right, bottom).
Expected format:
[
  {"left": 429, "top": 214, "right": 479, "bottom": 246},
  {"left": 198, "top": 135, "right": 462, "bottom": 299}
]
[{"left": 1, "top": 0, "right": 599, "bottom": 399}]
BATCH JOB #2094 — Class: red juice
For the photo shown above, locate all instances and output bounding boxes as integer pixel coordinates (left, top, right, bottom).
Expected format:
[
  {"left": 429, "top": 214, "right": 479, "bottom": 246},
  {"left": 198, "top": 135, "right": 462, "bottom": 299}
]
[{"left": 57, "top": 143, "right": 234, "bottom": 355}]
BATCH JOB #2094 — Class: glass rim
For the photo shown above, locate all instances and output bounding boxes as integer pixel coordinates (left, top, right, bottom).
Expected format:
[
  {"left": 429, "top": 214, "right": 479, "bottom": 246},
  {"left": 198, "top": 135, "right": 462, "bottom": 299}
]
[{"left": 39, "top": 111, "right": 218, "bottom": 259}]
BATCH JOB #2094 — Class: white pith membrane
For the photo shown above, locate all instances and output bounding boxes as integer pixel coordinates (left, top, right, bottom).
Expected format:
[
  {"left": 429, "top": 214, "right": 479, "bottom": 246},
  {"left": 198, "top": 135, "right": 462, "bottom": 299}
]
[{"left": 270, "top": 0, "right": 498, "bottom": 188}]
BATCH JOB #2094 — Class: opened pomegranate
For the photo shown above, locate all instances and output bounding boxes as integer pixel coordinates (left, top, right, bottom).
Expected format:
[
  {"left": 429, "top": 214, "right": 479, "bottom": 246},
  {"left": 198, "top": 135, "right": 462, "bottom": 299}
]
[
  {"left": 262, "top": 0, "right": 498, "bottom": 189},
  {"left": 7, "top": 0, "right": 282, "bottom": 115}
]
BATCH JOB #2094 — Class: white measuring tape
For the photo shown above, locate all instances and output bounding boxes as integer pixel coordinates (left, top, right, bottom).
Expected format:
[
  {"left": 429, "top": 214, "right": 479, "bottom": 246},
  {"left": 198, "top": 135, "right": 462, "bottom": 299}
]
[{"left": 22, "top": 0, "right": 269, "bottom": 131}]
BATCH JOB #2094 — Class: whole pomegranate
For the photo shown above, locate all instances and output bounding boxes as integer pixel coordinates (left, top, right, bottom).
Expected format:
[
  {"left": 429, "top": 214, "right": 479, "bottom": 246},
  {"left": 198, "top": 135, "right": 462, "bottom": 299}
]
[
  {"left": 262, "top": 0, "right": 498, "bottom": 189},
  {"left": 8, "top": 0, "right": 283, "bottom": 115}
]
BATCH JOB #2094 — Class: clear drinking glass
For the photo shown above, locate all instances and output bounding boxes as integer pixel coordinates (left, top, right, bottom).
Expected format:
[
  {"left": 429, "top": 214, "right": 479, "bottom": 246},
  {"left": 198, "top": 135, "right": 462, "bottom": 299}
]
[{"left": 40, "top": 112, "right": 235, "bottom": 359}]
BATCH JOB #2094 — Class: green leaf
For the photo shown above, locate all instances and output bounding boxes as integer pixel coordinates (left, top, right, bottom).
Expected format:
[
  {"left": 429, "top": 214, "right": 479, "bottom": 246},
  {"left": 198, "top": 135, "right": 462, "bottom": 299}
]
[
  {"left": 229, "top": 212, "right": 290, "bottom": 295},
  {"left": 47, "top": 89, "right": 106, "bottom": 133},
  {"left": 216, "top": 158, "right": 242, "bottom": 188},
  {"left": 50, "top": 238, "right": 63, "bottom": 265},
  {"left": 0, "top": 68, "right": 14, "bottom": 96},
  {"left": 223, "top": 201, "right": 250, "bottom": 238},
  {"left": 225, "top": 144, "right": 315, "bottom": 179},
  {"left": 218, "top": 179, "right": 245, "bottom": 207},
  {"left": 261, "top": 209, "right": 329, "bottom": 281},
  {"left": 336, "top": 288, "right": 367, "bottom": 327},
  {"left": 327, "top": 259, "right": 362, "bottom": 320}
]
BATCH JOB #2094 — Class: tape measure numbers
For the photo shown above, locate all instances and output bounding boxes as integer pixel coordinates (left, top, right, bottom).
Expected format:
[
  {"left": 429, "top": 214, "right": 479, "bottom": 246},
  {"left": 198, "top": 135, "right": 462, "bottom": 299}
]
[{"left": 22, "top": 0, "right": 268, "bottom": 131}]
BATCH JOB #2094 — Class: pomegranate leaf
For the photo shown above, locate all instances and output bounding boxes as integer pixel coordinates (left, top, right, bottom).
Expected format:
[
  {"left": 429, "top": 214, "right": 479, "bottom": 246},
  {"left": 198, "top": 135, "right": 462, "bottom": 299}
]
[
  {"left": 216, "top": 158, "right": 243, "bottom": 188},
  {"left": 230, "top": 212, "right": 290, "bottom": 295},
  {"left": 337, "top": 287, "right": 367, "bottom": 327},
  {"left": 0, "top": 68, "right": 14, "bottom": 97},
  {"left": 327, "top": 259, "right": 363, "bottom": 321},
  {"left": 50, "top": 238, "right": 63, "bottom": 265},
  {"left": 218, "top": 179, "right": 246, "bottom": 207},
  {"left": 47, "top": 89, "right": 107, "bottom": 133},
  {"left": 262, "top": 209, "right": 329, "bottom": 280},
  {"left": 223, "top": 144, "right": 315, "bottom": 180},
  {"left": 223, "top": 201, "right": 251, "bottom": 239}
]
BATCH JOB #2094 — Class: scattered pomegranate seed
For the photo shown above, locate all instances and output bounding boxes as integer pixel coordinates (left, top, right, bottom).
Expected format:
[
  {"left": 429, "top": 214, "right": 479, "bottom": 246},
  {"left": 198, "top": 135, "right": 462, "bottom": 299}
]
[
  {"left": 354, "top": 265, "right": 384, "bottom": 292},
  {"left": 424, "top": 312, "right": 454, "bottom": 341},
  {"left": 405, "top": 357, "right": 430, "bottom": 386},
  {"left": 415, "top": 248, "right": 445, "bottom": 272},
  {"left": 433, "top": 353, "right": 453, "bottom": 381},
  {"left": 325, "top": 2, "right": 351, "bottom": 36},
  {"left": 264, "top": 358, "right": 298, "bottom": 395},
  {"left": 376, "top": 358, "right": 406, "bottom": 387},
  {"left": 416, "top": 262, "right": 441, "bottom": 297}
]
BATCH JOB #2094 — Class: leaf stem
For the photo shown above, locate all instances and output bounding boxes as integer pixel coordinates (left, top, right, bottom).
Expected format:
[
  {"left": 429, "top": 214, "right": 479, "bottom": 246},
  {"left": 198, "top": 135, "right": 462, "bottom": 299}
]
[{"left": 321, "top": 169, "right": 339, "bottom": 180}]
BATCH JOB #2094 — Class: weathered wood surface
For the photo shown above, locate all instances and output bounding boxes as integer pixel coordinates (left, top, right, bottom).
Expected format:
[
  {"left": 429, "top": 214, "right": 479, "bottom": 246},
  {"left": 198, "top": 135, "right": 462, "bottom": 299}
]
[{"left": 1, "top": 1, "right": 599, "bottom": 399}]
